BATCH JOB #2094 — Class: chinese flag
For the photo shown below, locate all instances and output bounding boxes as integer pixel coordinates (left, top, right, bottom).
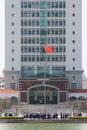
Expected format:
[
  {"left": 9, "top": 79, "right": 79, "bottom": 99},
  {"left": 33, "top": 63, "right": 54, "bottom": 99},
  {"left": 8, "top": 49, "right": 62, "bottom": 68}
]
[{"left": 44, "top": 44, "right": 53, "bottom": 53}]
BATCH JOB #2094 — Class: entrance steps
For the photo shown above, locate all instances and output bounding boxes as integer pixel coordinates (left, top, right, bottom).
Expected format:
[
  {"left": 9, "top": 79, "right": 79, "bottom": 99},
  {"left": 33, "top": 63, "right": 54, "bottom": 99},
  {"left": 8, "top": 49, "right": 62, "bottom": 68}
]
[{"left": 19, "top": 102, "right": 71, "bottom": 113}]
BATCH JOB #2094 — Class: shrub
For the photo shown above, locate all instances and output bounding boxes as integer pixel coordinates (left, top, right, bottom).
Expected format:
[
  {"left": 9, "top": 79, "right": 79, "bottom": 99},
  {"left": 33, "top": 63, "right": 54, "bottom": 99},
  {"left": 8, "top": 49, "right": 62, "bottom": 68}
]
[
  {"left": 0, "top": 116, "right": 23, "bottom": 119},
  {"left": 68, "top": 116, "right": 87, "bottom": 119}
]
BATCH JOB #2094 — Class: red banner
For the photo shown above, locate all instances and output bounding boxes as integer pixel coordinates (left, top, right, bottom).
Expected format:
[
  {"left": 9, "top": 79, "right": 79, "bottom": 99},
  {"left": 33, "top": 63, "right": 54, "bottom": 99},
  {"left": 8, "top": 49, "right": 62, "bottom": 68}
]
[{"left": 44, "top": 44, "right": 53, "bottom": 53}]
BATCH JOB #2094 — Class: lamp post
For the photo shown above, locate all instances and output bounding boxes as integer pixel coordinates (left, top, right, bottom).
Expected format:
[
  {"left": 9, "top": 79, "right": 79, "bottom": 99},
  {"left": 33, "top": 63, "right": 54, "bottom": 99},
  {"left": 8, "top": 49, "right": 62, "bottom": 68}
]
[{"left": 43, "top": 79, "right": 46, "bottom": 113}]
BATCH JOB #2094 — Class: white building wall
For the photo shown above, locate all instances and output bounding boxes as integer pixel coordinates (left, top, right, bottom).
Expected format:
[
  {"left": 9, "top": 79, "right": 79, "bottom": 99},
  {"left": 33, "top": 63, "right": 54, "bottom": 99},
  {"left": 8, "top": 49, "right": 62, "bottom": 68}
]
[
  {"left": 66, "top": 0, "right": 82, "bottom": 71},
  {"left": 5, "top": 0, "right": 21, "bottom": 71},
  {"left": 5, "top": 0, "right": 21, "bottom": 88},
  {"left": 83, "top": 76, "right": 87, "bottom": 89},
  {"left": 5, "top": 0, "right": 83, "bottom": 89},
  {"left": 66, "top": 0, "right": 83, "bottom": 89}
]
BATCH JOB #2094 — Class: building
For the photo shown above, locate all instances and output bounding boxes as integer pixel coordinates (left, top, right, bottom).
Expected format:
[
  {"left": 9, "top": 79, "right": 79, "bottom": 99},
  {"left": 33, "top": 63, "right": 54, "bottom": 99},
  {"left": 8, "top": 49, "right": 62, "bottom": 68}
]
[
  {"left": 0, "top": 76, "right": 4, "bottom": 89},
  {"left": 0, "top": 88, "right": 19, "bottom": 99},
  {"left": 82, "top": 76, "right": 87, "bottom": 89},
  {"left": 4, "top": 0, "right": 83, "bottom": 104}
]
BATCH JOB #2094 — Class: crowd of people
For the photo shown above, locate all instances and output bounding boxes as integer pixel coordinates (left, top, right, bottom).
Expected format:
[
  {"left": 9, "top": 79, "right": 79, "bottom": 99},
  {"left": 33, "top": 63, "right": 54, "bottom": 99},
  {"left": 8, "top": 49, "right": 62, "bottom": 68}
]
[{"left": 23, "top": 112, "right": 69, "bottom": 120}]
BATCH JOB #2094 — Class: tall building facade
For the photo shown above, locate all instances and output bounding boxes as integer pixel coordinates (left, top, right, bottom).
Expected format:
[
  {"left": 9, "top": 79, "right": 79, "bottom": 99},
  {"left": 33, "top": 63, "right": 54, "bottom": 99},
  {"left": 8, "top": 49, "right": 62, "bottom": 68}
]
[{"left": 5, "top": 0, "right": 83, "bottom": 104}]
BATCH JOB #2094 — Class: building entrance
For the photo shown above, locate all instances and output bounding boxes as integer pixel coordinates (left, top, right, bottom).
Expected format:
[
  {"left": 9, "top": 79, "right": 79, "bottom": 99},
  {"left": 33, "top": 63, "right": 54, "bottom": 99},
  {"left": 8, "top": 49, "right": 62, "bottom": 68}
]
[{"left": 28, "top": 86, "right": 58, "bottom": 104}]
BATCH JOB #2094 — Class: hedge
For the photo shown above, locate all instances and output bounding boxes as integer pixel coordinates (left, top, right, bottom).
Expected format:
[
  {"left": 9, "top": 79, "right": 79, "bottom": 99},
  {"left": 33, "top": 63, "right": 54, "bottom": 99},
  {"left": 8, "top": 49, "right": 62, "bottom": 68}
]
[
  {"left": 0, "top": 116, "right": 23, "bottom": 119},
  {"left": 68, "top": 116, "right": 87, "bottom": 119}
]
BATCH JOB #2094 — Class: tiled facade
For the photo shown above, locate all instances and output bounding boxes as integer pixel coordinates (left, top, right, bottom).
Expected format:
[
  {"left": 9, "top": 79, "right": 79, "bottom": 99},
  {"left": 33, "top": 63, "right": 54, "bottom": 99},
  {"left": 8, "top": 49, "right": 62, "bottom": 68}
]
[{"left": 5, "top": 0, "right": 83, "bottom": 104}]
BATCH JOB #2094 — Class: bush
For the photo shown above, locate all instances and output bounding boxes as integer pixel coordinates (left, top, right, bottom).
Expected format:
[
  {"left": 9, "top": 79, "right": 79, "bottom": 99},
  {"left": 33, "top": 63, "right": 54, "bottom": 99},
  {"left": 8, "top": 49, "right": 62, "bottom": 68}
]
[
  {"left": 0, "top": 116, "right": 23, "bottom": 119},
  {"left": 68, "top": 116, "right": 87, "bottom": 119}
]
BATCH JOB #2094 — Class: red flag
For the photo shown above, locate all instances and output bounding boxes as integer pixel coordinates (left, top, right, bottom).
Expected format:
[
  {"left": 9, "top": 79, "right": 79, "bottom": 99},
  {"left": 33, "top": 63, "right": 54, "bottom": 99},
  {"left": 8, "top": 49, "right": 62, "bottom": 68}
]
[{"left": 44, "top": 44, "right": 53, "bottom": 53}]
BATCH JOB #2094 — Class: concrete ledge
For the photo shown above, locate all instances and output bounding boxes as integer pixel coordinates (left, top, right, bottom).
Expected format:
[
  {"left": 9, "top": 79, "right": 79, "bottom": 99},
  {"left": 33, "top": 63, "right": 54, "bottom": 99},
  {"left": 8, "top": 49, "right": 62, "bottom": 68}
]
[{"left": 0, "top": 119, "right": 87, "bottom": 123}]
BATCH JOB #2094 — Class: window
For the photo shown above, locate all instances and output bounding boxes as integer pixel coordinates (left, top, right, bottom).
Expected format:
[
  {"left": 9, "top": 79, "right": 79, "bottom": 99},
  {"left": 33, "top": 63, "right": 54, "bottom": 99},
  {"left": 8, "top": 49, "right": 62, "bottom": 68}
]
[
  {"left": 73, "top": 49, "right": 75, "bottom": 52},
  {"left": 72, "top": 22, "right": 75, "bottom": 25},
  {"left": 72, "top": 4, "right": 75, "bottom": 8},
  {"left": 12, "top": 40, "right": 14, "bottom": 44},
  {"left": 11, "top": 13, "right": 14, "bottom": 17},
  {"left": 73, "top": 76, "right": 75, "bottom": 80},
  {"left": 72, "top": 13, "right": 75, "bottom": 16},
  {"left": 12, "top": 58, "right": 14, "bottom": 61},
  {"left": 72, "top": 40, "right": 75, "bottom": 43},
  {"left": 11, "top": 4, "right": 14, "bottom": 8},
  {"left": 12, "top": 67, "right": 14, "bottom": 70},
  {"left": 71, "top": 83, "right": 77, "bottom": 89},
  {"left": 11, "top": 31, "right": 14, "bottom": 35},
  {"left": 72, "top": 31, "right": 75, "bottom": 34},
  {"left": 11, "top": 22, "right": 14, "bottom": 26},
  {"left": 11, "top": 49, "right": 14, "bottom": 52},
  {"left": 12, "top": 76, "right": 14, "bottom": 80},
  {"left": 73, "top": 67, "right": 75, "bottom": 70},
  {"left": 10, "top": 83, "right": 16, "bottom": 89},
  {"left": 73, "top": 58, "right": 75, "bottom": 61}
]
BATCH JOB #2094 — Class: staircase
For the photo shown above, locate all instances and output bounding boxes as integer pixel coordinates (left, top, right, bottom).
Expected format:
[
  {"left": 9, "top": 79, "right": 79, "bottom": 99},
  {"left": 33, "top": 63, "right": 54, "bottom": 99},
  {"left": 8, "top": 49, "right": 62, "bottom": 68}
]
[{"left": 19, "top": 102, "right": 72, "bottom": 113}]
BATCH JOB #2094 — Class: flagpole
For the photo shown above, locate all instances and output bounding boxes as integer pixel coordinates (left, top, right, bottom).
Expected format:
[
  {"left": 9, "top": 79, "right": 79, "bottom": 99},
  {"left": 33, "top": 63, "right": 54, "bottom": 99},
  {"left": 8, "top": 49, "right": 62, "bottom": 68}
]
[
  {"left": 44, "top": 53, "right": 46, "bottom": 114},
  {"left": 44, "top": 44, "right": 53, "bottom": 113}
]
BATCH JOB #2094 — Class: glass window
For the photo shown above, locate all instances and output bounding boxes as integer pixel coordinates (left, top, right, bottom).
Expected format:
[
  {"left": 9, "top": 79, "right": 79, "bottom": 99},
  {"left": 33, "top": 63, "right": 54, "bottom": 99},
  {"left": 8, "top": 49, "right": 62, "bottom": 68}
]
[
  {"left": 36, "top": 38, "right": 39, "bottom": 44},
  {"left": 72, "top": 40, "right": 75, "bottom": 43},
  {"left": 32, "top": 21, "right": 35, "bottom": 26},
  {"left": 27, "top": 11, "right": 31, "bottom": 17},
  {"left": 36, "top": 11, "right": 39, "bottom": 17},
  {"left": 55, "top": 20, "right": 58, "bottom": 26},
  {"left": 51, "top": 29, "right": 54, "bottom": 35},
  {"left": 24, "top": 46, "right": 27, "bottom": 52},
  {"left": 36, "top": 56, "right": 39, "bottom": 61},
  {"left": 55, "top": 2, "right": 58, "bottom": 8},
  {"left": 11, "top": 13, "right": 14, "bottom": 17},
  {"left": 52, "top": 2, "right": 54, "bottom": 8},
  {"left": 55, "top": 56, "right": 58, "bottom": 61},
  {"left": 32, "top": 38, "right": 35, "bottom": 44},
  {"left": 11, "top": 4, "right": 14, "bottom": 8},
  {"left": 55, "top": 11, "right": 58, "bottom": 17},
  {"left": 10, "top": 83, "right": 16, "bottom": 89},
  {"left": 71, "top": 83, "right": 77, "bottom": 89},
  {"left": 24, "top": 2, "right": 27, "bottom": 8},
  {"left": 28, "top": 21, "right": 31, "bottom": 26},
  {"left": 32, "top": 11, "right": 35, "bottom": 17},
  {"left": 12, "top": 40, "right": 14, "bottom": 44},
  {"left": 36, "top": 2, "right": 39, "bottom": 8},
  {"left": 11, "top": 22, "right": 14, "bottom": 26},
  {"left": 72, "top": 22, "right": 75, "bottom": 25},
  {"left": 51, "top": 11, "right": 54, "bottom": 17},
  {"left": 73, "top": 58, "right": 75, "bottom": 61},
  {"left": 11, "top": 49, "right": 14, "bottom": 52},
  {"left": 12, "top": 67, "right": 14, "bottom": 70},
  {"left": 72, "top": 13, "right": 75, "bottom": 16},
  {"left": 72, "top": 4, "right": 75, "bottom": 8},
  {"left": 28, "top": 2, "right": 31, "bottom": 8},
  {"left": 12, "top": 58, "right": 14, "bottom": 61},
  {"left": 59, "top": 55, "right": 62, "bottom": 61},
  {"left": 59, "top": 2, "right": 62, "bottom": 8},
  {"left": 63, "top": 37, "right": 66, "bottom": 44},
  {"left": 72, "top": 31, "right": 75, "bottom": 34},
  {"left": 73, "top": 49, "right": 75, "bottom": 52},
  {"left": 36, "top": 20, "right": 39, "bottom": 26},
  {"left": 47, "top": 20, "right": 50, "bottom": 26},
  {"left": 51, "top": 20, "right": 54, "bottom": 26},
  {"left": 73, "top": 67, "right": 75, "bottom": 70},
  {"left": 47, "top": 2, "right": 51, "bottom": 8},
  {"left": 59, "top": 47, "right": 62, "bottom": 52},
  {"left": 32, "top": 2, "right": 35, "bottom": 8},
  {"left": 11, "top": 31, "right": 14, "bottom": 35},
  {"left": 28, "top": 38, "right": 31, "bottom": 44},
  {"left": 47, "top": 11, "right": 50, "bottom": 17},
  {"left": 28, "top": 56, "right": 31, "bottom": 61}
]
